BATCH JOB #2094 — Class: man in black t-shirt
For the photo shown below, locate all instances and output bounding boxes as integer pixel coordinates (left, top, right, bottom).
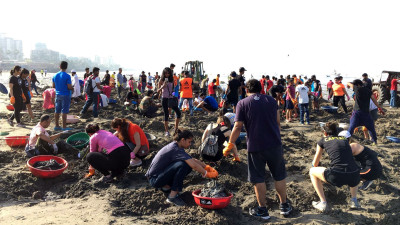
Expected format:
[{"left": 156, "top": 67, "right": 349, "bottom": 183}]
[
  {"left": 225, "top": 71, "right": 241, "bottom": 113},
  {"left": 362, "top": 73, "right": 372, "bottom": 90},
  {"left": 347, "top": 79, "right": 382, "bottom": 145},
  {"left": 269, "top": 84, "right": 285, "bottom": 107},
  {"left": 238, "top": 67, "right": 246, "bottom": 100}
]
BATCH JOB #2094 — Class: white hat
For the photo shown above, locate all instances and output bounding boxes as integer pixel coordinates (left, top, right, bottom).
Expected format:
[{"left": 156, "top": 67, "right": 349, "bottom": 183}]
[
  {"left": 71, "top": 69, "right": 76, "bottom": 73},
  {"left": 338, "top": 130, "right": 351, "bottom": 139}
]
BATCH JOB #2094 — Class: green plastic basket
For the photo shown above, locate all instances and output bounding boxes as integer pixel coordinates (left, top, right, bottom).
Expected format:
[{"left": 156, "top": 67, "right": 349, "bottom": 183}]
[{"left": 66, "top": 132, "right": 90, "bottom": 149}]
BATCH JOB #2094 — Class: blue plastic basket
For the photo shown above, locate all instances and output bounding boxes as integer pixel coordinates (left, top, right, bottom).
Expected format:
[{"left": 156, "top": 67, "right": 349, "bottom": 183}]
[
  {"left": 386, "top": 136, "right": 400, "bottom": 143},
  {"left": 321, "top": 106, "right": 338, "bottom": 113}
]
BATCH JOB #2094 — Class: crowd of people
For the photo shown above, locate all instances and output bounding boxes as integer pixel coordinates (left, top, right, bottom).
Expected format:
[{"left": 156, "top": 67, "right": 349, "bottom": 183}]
[{"left": 5, "top": 61, "right": 394, "bottom": 220}]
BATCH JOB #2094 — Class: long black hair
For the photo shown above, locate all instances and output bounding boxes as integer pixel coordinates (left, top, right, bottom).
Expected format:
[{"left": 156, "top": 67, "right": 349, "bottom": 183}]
[{"left": 161, "top": 67, "right": 173, "bottom": 83}]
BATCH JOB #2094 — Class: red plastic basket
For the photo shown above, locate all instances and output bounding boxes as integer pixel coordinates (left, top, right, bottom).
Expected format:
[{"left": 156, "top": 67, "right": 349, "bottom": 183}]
[
  {"left": 192, "top": 189, "right": 233, "bottom": 209},
  {"left": 27, "top": 155, "right": 68, "bottom": 178},
  {"left": 5, "top": 136, "right": 29, "bottom": 147},
  {"left": 6, "top": 104, "right": 14, "bottom": 111}
]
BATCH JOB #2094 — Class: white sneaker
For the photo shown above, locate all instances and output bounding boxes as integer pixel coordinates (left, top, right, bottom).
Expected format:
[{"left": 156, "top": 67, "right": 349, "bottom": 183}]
[
  {"left": 130, "top": 159, "right": 142, "bottom": 167},
  {"left": 164, "top": 131, "right": 170, "bottom": 137},
  {"left": 312, "top": 201, "right": 327, "bottom": 212}
]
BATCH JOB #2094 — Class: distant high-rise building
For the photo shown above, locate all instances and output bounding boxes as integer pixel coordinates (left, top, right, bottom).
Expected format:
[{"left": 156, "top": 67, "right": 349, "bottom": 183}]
[{"left": 0, "top": 34, "right": 23, "bottom": 61}]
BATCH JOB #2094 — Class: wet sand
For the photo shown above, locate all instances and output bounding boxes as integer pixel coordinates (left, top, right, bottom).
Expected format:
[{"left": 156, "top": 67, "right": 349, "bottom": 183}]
[{"left": 0, "top": 87, "right": 399, "bottom": 225}]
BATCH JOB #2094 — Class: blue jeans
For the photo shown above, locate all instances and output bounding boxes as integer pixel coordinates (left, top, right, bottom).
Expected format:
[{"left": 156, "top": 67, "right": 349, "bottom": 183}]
[
  {"left": 178, "top": 98, "right": 193, "bottom": 116},
  {"left": 141, "top": 82, "right": 146, "bottom": 93},
  {"left": 390, "top": 90, "right": 396, "bottom": 107},
  {"left": 31, "top": 82, "right": 39, "bottom": 95},
  {"left": 81, "top": 92, "right": 100, "bottom": 117},
  {"left": 348, "top": 110, "right": 377, "bottom": 143},
  {"left": 299, "top": 103, "right": 310, "bottom": 123},
  {"left": 55, "top": 94, "right": 71, "bottom": 114},
  {"left": 148, "top": 161, "right": 192, "bottom": 192}
]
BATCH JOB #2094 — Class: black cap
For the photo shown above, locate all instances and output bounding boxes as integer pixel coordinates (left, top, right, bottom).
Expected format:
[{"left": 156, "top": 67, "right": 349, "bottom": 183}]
[{"left": 239, "top": 67, "right": 246, "bottom": 72}]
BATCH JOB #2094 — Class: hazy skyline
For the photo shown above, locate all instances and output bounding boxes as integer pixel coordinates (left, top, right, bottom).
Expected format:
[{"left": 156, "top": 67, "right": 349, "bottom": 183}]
[{"left": 2, "top": 0, "right": 400, "bottom": 79}]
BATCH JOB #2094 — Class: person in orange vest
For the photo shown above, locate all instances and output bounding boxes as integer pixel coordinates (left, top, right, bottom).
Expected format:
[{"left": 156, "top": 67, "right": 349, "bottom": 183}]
[
  {"left": 178, "top": 71, "right": 194, "bottom": 116},
  {"left": 216, "top": 74, "right": 220, "bottom": 86}
]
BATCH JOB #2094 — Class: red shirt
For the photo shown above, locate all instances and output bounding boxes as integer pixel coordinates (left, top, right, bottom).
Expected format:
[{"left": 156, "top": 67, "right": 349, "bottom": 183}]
[
  {"left": 208, "top": 82, "right": 216, "bottom": 95},
  {"left": 260, "top": 79, "right": 265, "bottom": 94},
  {"left": 391, "top": 78, "right": 398, "bottom": 91},
  {"left": 267, "top": 80, "right": 273, "bottom": 91},
  {"left": 327, "top": 81, "right": 333, "bottom": 89}
]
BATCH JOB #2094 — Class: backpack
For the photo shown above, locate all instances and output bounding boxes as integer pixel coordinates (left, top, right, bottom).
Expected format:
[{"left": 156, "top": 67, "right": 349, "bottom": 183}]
[
  {"left": 84, "top": 77, "right": 94, "bottom": 95},
  {"left": 198, "top": 123, "right": 219, "bottom": 157}
]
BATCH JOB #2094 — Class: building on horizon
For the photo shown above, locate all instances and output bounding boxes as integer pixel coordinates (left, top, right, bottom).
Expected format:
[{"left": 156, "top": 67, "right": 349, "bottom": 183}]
[
  {"left": 0, "top": 33, "right": 23, "bottom": 61},
  {"left": 30, "top": 42, "right": 60, "bottom": 63}
]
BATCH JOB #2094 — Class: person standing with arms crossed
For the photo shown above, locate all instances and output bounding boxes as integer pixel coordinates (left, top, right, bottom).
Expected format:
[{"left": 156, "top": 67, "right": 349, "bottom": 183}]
[
  {"left": 52, "top": 61, "right": 73, "bottom": 131},
  {"left": 223, "top": 79, "right": 292, "bottom": 220}
]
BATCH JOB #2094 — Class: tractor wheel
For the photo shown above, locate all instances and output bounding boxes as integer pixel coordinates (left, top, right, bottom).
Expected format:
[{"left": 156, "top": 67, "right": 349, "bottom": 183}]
[{"left": 372, "top": 84, "right": 389, "bottom": 105}]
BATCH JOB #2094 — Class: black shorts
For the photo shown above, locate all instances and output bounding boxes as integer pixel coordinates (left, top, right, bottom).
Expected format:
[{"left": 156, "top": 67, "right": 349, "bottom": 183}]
[
  {"left": 204, "top": 103, "right": 218, "bottom": 112},
  {"left": 360, "top": 164, "right": 382, "bottom": 181},
  {"left": 248, "top": 145, "right": 287, "bottom": 183},
  {"left": 226, "top": 96, "right": 238, "bottom": 106},
  {"left": 286, "top": 100, "right": 294, "bottom": 109},
  {"left": 324, "top": 168, "right": 360, "bottom": 187}
]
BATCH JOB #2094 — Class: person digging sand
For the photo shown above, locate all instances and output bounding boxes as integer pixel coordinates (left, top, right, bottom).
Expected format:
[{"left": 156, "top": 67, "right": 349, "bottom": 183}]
[
  {"left": 146, "top": 130, "right": 218, "bottom": 206},
  {"left": 25, "top": 114, "right": 74, "bottom": 157},
  {"left": 85, "top": 123, "right": 131, "bottom": 183},
  {"left": 310, "top": 122, "right": 361, "bottom": 212}
]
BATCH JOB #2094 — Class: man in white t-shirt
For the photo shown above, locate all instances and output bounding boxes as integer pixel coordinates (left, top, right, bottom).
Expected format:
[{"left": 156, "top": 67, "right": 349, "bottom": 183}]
[
  {"left": 80, "top": 67, "right": 102, "bottom": 118},
  {"left": 295, "top": 83, "right": 311, "bottom": 125},
  {"left": 25, "top": 114, "right": 67, "bottom": 157}
]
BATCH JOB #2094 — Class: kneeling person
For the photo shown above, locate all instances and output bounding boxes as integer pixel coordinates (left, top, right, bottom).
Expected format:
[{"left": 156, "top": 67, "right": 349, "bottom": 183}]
[
  {"left": 195, "top": 96, "right": 218, "bottom": 113},
  {"left": 139, "top": 90, "right": 160, "bottom": 117},
  {"left": 146, "top": 130, "right": 218, "bottom": 206},
  {"left": 85, "top": 123, "right": 131, "bottom": 183},
  {"left": 25, "top": 114, "right": 71, "bottom": 157}
]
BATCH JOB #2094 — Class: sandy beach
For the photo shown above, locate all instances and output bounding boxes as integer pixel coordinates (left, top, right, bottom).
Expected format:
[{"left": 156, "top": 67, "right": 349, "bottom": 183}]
[{"left": 0, "top": 84, "right": 399, "bottom": 225}]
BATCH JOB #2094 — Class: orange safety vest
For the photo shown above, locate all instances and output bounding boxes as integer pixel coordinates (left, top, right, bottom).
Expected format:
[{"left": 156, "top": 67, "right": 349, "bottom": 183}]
[{"left": 180, "top": 78, "right": 193, "bottom": 98}]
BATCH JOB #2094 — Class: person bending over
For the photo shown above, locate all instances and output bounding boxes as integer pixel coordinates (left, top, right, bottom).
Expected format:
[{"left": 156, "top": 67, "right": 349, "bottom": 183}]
[
  {"left": 146, "top": 130, "right": 218, "bottom": 206},
  {"left": 201, "top": 115, "right": 240, "bottom": 162},
  {"left": 195, "top": 95, "right": 219, "bottom": 113},
  {"left": 139, "top": 90, "right": 161, "bottom": 117},
  {"left": 338, "top": 131, "right": 382, "bottom": 191},
  {"left": 310, "top": 122, "right": 361, "bottom": 212},
  {"left": 85, "top": 123, "right": 131, "bottom": 183},
  {"left": 111, "top": 118, "right": 150, "bottom": 167}
]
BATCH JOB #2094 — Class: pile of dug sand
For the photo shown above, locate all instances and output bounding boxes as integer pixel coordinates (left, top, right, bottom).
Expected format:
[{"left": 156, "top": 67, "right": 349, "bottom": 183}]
[{"left": 0, "top": 90, "right": 399, "bottom": 225}]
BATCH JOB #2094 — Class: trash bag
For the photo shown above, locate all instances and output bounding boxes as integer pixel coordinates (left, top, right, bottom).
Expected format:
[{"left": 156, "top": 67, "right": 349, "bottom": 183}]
[
  {"left": 199, "top": 180, "right": 228, "bottom": 198},
  {"left": 32, "top": 159, "right": 64, "bottom": 170}
]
